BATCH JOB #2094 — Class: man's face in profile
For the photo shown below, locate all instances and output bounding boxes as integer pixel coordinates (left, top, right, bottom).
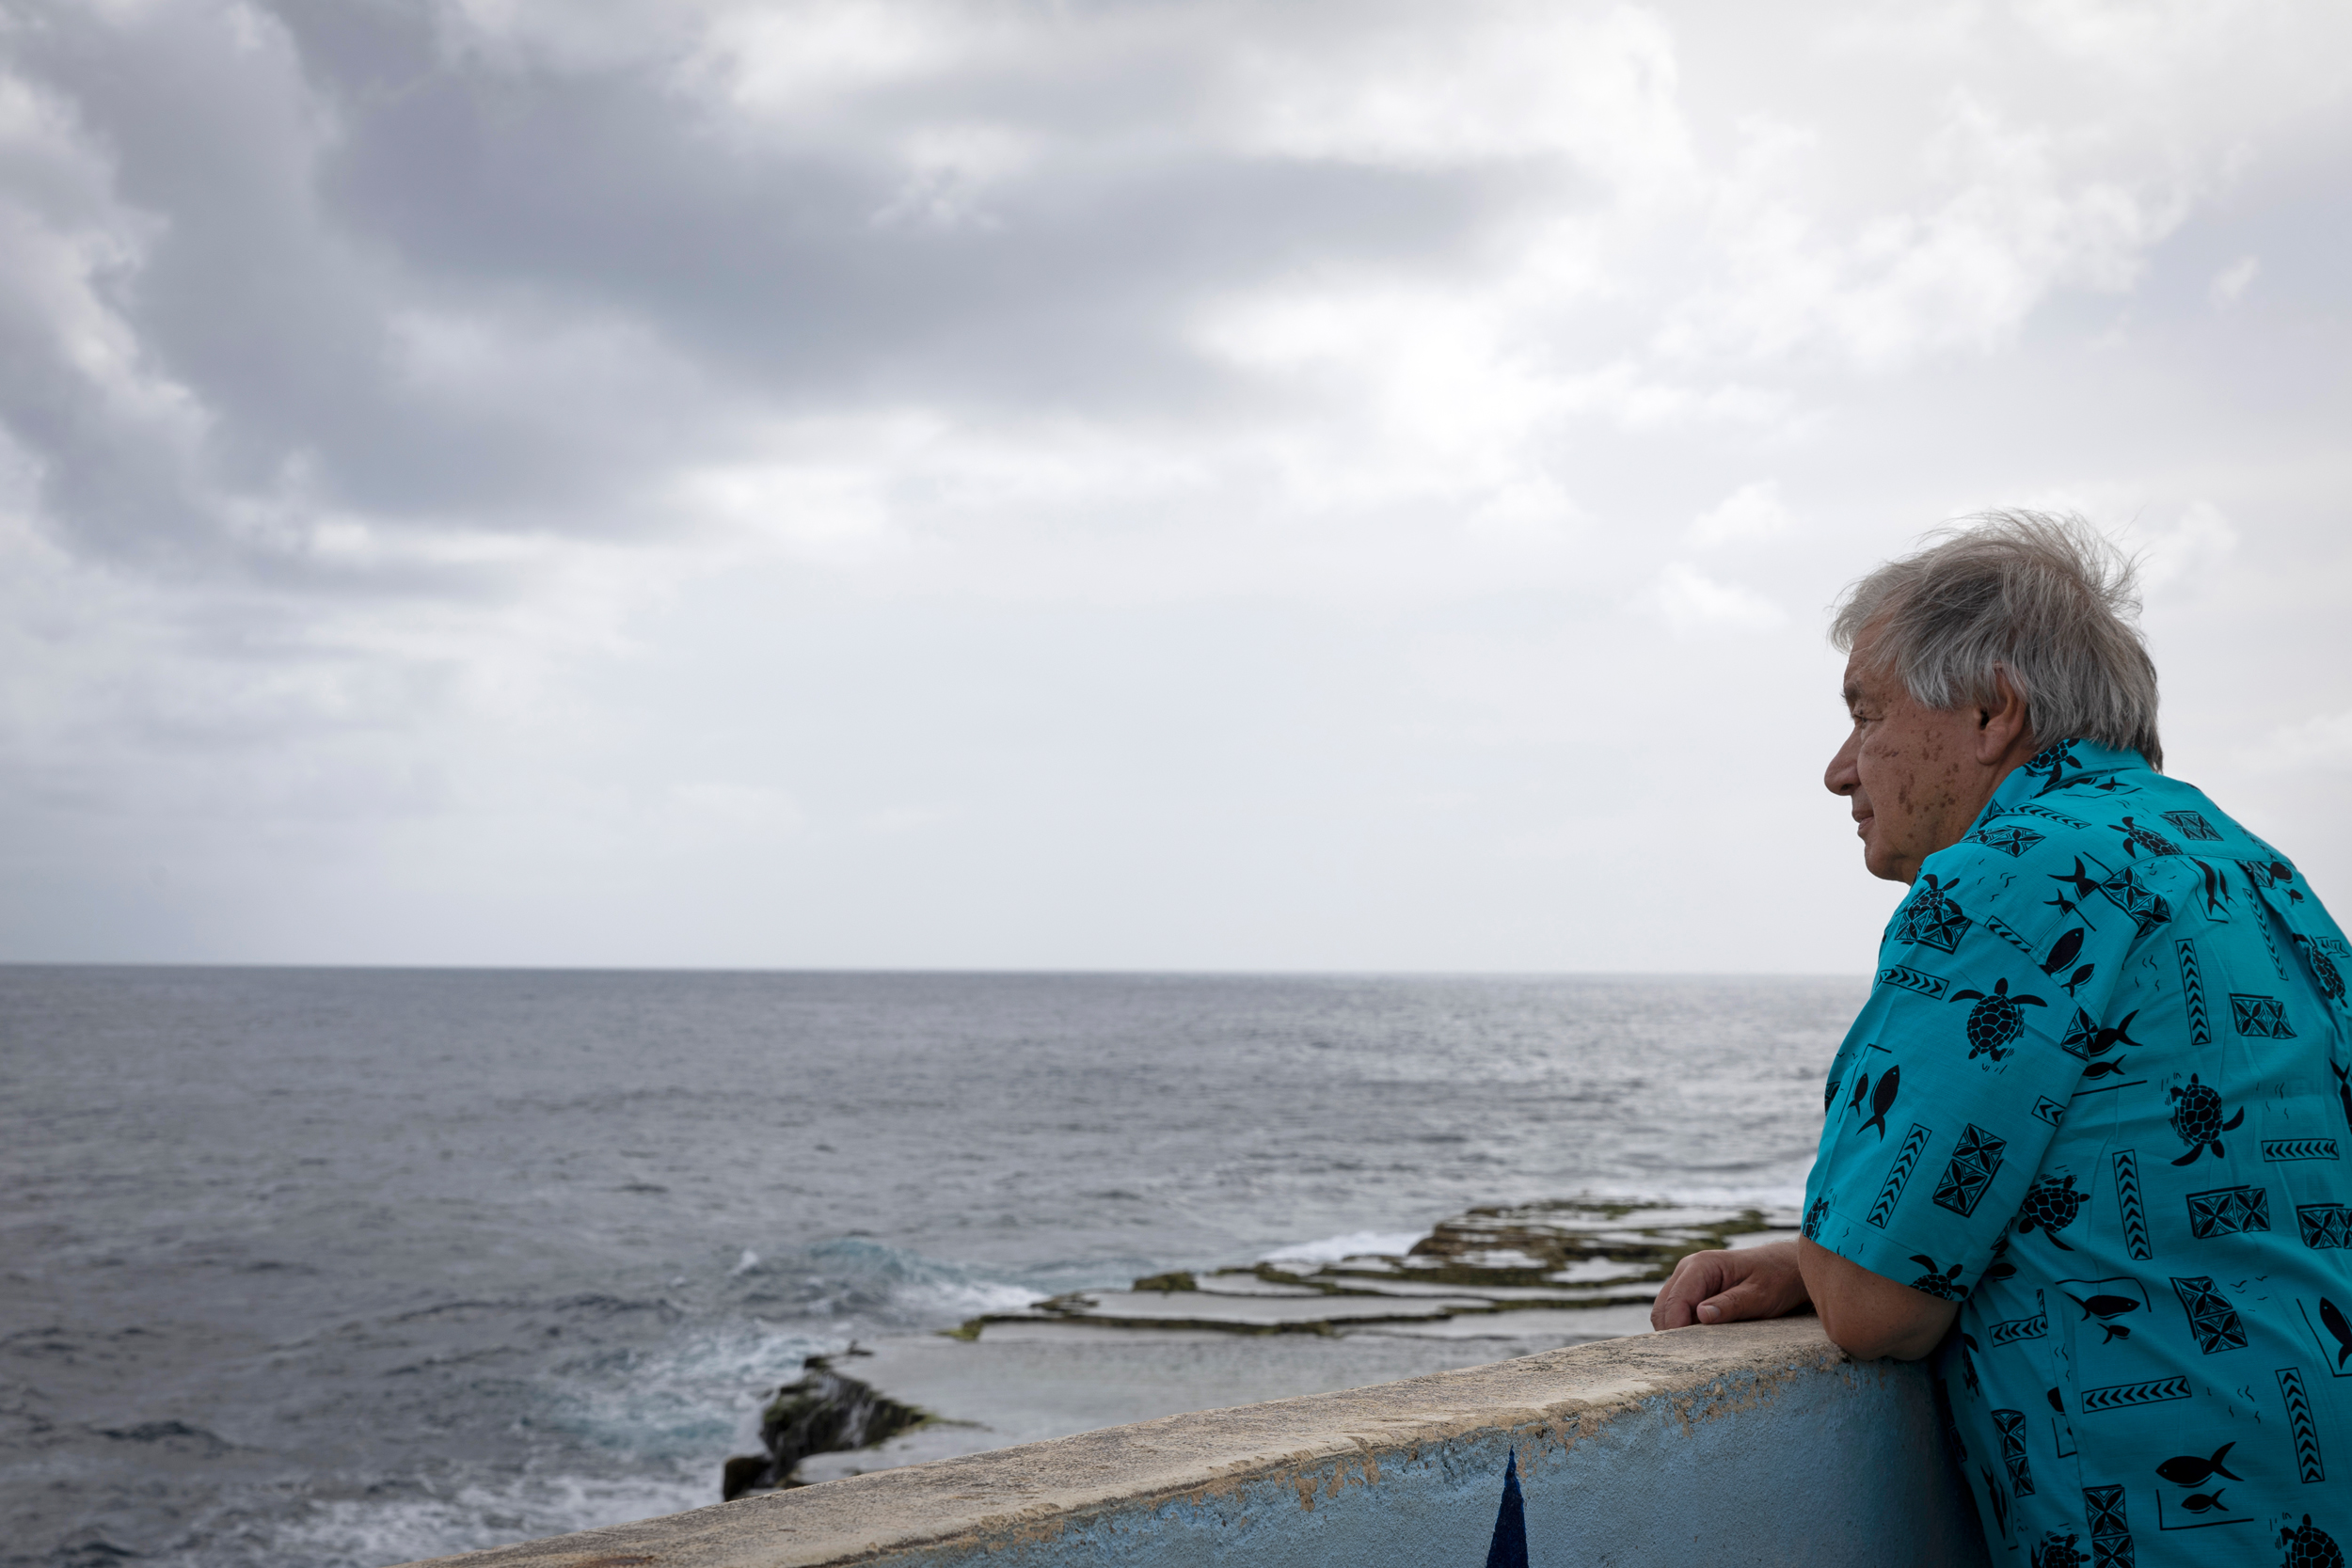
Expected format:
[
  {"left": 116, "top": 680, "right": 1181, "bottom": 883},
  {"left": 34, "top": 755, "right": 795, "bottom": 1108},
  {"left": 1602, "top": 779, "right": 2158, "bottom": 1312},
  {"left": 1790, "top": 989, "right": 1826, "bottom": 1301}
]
[{"left": 1824, "top": 631, "right": 1988, "bottom": 885}]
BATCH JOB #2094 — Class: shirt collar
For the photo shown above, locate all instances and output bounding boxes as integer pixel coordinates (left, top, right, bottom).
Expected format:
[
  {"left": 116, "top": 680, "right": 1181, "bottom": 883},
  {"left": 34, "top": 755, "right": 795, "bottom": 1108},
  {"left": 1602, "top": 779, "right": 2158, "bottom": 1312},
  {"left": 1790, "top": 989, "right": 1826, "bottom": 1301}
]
[{"left": 1988, "top": 736, "right": 2149, "bottom": 812}]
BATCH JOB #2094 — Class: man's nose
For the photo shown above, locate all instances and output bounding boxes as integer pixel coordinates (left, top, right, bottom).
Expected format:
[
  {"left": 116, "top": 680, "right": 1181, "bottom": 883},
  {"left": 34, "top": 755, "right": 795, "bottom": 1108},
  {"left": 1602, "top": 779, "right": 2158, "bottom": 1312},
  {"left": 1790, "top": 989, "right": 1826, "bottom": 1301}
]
[{"left": 1825, "top": 735, "right": 1859, "bottom": 797}]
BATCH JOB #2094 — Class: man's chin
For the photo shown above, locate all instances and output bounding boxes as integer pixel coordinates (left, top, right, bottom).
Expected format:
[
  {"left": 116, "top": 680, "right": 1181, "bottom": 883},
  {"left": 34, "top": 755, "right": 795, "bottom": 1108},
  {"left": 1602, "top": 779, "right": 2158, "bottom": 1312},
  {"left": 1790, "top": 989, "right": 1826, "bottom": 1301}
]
[{"left": 1860, "top": 842, "right": 1911, "bottom": 883}]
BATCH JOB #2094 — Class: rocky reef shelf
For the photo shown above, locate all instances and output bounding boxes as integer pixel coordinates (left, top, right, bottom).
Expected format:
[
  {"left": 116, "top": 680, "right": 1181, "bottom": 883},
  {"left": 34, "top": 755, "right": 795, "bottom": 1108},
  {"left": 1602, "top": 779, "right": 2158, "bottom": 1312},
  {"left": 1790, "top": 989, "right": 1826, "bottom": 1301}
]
[
  {"left": 957, "top": 1197, "right": 1796, "bottom": 1338},
  {"left": 723, "top": 1199, "right": 1795, "bottom": 1498}
]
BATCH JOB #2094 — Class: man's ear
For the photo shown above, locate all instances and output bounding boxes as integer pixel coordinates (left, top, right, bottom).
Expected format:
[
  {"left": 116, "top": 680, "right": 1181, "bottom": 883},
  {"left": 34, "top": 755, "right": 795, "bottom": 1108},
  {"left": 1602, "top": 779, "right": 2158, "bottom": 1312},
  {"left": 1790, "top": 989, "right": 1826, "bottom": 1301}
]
[{"left": 1974, "top": 666, "right": 2032, "bottom": 764}]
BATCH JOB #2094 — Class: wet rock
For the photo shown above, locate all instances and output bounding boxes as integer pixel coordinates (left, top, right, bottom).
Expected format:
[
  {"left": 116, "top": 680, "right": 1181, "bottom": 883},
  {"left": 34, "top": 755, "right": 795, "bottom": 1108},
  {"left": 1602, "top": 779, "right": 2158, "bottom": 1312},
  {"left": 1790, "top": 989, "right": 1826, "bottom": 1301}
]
[
  {"left": 1128, "top": 1271, "right": 1196, "bottom": 1292},
  {"left": 720, "top": 1354, "right": 930, "bottom": 1500},
  {"left": 720, "top": 1453, "right": 771, "bottom": 1501},
  {"left": 96, "top": 1421, "right": 232, "bottom": 1456}
]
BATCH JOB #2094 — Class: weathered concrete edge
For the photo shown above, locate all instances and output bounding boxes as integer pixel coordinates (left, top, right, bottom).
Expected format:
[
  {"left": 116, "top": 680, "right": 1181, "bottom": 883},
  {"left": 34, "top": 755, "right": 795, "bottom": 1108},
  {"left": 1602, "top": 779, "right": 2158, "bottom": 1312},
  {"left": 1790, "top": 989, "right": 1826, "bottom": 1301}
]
[{"left": 399, "top": 1318, "right": 1862, "bottom": 1568}]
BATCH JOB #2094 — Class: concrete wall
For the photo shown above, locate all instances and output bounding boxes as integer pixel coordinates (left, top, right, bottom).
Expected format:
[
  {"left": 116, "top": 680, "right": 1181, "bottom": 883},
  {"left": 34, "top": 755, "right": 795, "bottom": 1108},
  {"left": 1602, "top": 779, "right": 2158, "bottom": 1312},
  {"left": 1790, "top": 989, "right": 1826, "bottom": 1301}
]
[{"left": 402, "top": 1319, "right": 1990, "bottom": 1568}]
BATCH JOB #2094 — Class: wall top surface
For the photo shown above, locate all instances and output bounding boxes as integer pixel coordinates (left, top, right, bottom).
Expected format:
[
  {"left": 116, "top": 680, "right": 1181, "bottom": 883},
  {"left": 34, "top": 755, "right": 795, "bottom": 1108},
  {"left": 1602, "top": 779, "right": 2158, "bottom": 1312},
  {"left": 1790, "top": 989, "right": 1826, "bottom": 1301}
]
[{"left": 401, "top": 1318, "right": 1854, "bottom": 1568}]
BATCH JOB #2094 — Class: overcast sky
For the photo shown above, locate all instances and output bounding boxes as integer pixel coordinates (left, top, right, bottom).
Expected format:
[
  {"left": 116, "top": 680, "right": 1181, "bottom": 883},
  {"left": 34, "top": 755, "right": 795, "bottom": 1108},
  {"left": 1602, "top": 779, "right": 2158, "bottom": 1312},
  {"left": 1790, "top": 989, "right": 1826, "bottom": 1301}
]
[{"left": 1, "top": 0, "right": 2346, "bottom": 971}]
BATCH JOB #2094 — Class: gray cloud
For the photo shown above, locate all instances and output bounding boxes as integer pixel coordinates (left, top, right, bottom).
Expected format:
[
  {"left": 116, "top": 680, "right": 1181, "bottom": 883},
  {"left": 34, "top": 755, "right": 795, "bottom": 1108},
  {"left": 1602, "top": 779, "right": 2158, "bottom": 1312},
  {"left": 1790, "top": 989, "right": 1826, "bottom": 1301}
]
[{"left": 6, "top": 0, "right": 1534, "bottom": 577}]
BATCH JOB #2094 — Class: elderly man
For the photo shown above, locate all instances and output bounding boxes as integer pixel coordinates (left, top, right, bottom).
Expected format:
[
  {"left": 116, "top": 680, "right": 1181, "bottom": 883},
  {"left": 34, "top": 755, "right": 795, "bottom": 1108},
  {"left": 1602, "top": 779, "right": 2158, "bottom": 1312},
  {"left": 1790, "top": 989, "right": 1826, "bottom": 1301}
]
[{"left": 1654, "top": 514, "right": 2350, "bottom": 1566}]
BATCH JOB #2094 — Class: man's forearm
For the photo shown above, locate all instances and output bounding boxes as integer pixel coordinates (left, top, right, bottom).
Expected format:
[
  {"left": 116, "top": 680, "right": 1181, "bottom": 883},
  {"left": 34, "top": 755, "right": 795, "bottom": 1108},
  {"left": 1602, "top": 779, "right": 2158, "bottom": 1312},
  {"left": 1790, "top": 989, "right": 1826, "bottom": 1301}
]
[{"left": 1798, "top": 1238, "right": 1957, "bottom": 1360}]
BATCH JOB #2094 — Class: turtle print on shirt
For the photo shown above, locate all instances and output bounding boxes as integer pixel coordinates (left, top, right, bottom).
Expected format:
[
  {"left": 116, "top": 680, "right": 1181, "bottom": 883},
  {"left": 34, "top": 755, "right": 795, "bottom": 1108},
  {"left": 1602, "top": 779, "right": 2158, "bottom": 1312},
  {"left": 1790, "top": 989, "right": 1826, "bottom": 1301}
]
[{"left": 1804, "top": 739, "right": 2352, "bottom": 1566}]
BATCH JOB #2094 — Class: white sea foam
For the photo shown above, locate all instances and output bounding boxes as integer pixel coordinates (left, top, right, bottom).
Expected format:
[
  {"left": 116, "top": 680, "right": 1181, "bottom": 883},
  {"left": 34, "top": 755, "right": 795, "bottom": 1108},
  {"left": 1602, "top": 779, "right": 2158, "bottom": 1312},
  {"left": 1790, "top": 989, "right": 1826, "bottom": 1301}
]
[
  {"left": 264, "top": 1469, "right": 712, "bottom": 1568},
  {"left": 792, "top": 1235, "right": 1057, "bottom": 1320},
  {"left": 1260, "top": 1229, "right": 1428, "bottom": 1264},
  {"left": 905, "top": 1277, "right": 1046, "bottom": 1316},
  {"left": 890, "top": 1265, "right": 1049, "bottom": 1318},
  {"left": 537, "top": 1319, "right": 835, "bottom": 1457}
]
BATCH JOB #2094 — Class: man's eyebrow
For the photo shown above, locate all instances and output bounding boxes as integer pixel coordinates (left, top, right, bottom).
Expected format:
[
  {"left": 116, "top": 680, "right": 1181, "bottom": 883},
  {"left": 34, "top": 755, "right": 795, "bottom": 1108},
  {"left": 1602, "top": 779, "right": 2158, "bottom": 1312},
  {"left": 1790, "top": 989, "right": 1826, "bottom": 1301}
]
[{"left": 1842, "top": 683, "right": 1863, "bottom": 707}]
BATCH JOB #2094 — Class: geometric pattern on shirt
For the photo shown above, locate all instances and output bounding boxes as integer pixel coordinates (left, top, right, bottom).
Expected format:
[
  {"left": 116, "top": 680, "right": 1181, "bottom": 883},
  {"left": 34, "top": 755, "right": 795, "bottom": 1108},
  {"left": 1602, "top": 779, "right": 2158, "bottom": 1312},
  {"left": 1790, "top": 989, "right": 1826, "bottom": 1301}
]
[
  {"left": 2231, "top": 993, "right": 2294, "bottom": 1037},
  {"left": 2265, "top": 1139, "right": 2342, "bottom": 1163},
  {"left": 2080, "top": 1377, "right": 2190, "bottom": 1414},
  {"left": 1993, "top": 1408, "right": 2033, "bottom": 1495},
  {"left": 2097, "top": 865, "right": 2172, "bottom": 937},
  {"left": 2059, "top": 1007, "right": 2096, "bottom": 1057},
  {"left": 1878, "top": 965, "right": 1948, "bottom": 999},
  {"left": 1869, "top": 1123, "right": 1932, "bottom": 1227},
  {"left": 1985, "top": 915, "right": 2037, "bottom": 958},
  {"left": 2162, "top": 809, "right": 2223, "bottom": 843},
  {"left": 2186, "top": 1184, "right": 2271, "bottom": 1239},
  {"left": 2276, "top": 1368, "right": 2326, "bottom": 1483},
  {"left": 1968, "top": 822, "right": 2048, "bottom": 858},
  {"left": 2176, "top": 939, "right": 2211, "bottom": 1047},
  {"left": 2170, "top": 1275, "right": 2248, "bottom": 1354},
  {"left": 1933, "top": 1124, "right": 2008, "bottom": 1217},
  {"left": 2111, "top": 1149, "right": 2151, "bottom": 1260},
  {"left": 1988, "top": 1304, "right": 2048, "bottom": 1345},
  {"left": 2081, "top": 1481, "right": 2135, "bottom": 1568},
  {"left": 2254, "top": 911, "right": 2291, "bottom": 982},
  {"left": 2296, "top": 1204, "right": 2352, "bottom": 1249},
  {"left": 1897, "top": 875, "right": 1972, "bottom": 952}
]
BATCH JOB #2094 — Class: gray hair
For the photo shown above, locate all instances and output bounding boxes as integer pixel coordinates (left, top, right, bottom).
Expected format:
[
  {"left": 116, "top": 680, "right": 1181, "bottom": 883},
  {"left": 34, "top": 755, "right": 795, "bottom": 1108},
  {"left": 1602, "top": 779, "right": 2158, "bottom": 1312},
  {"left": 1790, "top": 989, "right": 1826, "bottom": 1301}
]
[{"left": 1831, "top": 511, "right": 2163, "bottom": 769}]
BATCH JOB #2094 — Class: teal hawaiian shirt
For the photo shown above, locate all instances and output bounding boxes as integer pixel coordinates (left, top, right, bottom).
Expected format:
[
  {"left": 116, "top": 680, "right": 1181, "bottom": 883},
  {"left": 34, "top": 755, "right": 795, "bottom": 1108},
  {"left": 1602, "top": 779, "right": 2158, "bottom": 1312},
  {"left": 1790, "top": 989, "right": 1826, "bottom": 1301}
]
[{"left": 1803, "top": 739, "right": 2351, "bottom": 1567}]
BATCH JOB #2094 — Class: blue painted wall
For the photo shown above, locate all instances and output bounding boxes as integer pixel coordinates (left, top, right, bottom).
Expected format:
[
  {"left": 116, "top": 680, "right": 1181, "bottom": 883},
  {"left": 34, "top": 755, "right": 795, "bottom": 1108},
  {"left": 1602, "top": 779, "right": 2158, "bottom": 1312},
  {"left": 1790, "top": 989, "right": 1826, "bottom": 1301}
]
[{"left": 902, "top": 1358, "right": 1988, "bottom": 1568}]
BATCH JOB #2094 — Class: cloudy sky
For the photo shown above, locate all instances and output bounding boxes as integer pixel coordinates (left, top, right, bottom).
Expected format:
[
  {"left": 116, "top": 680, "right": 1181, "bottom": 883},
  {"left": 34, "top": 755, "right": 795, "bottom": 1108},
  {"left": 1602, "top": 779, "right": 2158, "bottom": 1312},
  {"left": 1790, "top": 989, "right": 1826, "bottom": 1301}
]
[{"left": 1, "top": 0, "right": 2346, "bottom": 971}]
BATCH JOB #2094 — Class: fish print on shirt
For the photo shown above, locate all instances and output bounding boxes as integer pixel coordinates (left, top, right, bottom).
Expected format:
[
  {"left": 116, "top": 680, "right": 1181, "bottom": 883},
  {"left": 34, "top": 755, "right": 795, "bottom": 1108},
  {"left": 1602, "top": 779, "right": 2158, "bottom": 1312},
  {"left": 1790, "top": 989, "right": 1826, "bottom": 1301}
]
[{"left": 1857, "top": 1066, "right": 1900, "bottom": 1139}]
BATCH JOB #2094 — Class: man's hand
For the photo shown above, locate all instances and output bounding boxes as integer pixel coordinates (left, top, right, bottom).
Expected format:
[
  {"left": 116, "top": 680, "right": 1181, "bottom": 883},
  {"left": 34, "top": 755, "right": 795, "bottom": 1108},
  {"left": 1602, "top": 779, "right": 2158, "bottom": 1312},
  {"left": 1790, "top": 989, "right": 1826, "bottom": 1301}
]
[
  {"left": 1650, "top": 1240, "right": 1811, "bottom": 1331},
  {"left": 1651, "top": 1240, "right": 1958, "bottom": 1359}
]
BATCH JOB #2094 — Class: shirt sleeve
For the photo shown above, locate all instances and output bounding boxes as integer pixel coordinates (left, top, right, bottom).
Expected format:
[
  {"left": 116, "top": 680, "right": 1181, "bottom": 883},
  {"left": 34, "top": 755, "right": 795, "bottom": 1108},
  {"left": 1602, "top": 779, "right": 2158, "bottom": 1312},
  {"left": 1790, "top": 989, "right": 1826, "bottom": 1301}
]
[{"left": 1802, "top": 842, "right": 2103, "bottom": 1300}]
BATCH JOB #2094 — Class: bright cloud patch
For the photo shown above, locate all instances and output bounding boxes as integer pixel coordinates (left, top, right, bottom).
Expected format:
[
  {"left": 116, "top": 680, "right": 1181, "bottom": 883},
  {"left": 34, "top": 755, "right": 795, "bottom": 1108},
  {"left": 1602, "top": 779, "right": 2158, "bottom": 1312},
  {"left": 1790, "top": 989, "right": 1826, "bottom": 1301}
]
[{"left": 1645, "top": 562, "right": 1788, "bottom": 635}]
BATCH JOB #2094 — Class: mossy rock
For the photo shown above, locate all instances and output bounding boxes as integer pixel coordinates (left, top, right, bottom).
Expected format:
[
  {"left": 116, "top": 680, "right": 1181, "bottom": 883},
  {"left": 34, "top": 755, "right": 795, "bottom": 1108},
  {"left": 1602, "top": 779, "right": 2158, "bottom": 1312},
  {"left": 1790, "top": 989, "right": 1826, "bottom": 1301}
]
[{"left": 1128, "top": 1271, "right": 1198, "bottom": 1292}]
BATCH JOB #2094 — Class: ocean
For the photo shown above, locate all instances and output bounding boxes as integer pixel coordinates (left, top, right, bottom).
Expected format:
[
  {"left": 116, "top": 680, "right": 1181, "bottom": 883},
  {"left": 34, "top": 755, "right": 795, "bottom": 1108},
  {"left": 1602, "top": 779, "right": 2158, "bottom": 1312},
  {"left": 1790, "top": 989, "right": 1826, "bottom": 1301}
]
[{"left": 0, "top": 968, "right": 1858, "bottom": 1567}]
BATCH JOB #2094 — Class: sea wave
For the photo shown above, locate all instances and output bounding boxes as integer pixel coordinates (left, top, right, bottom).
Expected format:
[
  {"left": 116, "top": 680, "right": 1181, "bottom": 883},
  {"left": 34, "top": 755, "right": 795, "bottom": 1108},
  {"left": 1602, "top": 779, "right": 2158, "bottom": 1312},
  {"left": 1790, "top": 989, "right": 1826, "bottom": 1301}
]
[
  {"left": 1258, "top": 1229, "right": 1430, "bottom": 1265},
  {"left": 532, "top": 1319, "right": 835, "bottom": 1457},
  {"left": 252, "top": 1469, "right": 713, "bottom": 1568},
  {"left": 724, "top": 1235, "right": 1064, "bottom": 1325}
]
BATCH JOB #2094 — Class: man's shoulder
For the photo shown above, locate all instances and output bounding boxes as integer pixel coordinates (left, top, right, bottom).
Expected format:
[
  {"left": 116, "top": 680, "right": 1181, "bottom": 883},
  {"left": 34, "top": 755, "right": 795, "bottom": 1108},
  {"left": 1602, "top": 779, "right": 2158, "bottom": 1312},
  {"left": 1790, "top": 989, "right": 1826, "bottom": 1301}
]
[
  {"left": 1914, "top": 798, "right": 2122, "bottom": 927},
  {"left": 1883, "top": 832, "right": 2092, "bottom": 998},
  {"left": 1947, "top": 768, "right": 2292, "bottom": 903},
  {"left": 1904, "top": 787, "right": 2214, "bottom": 972},
  {"left": 2018, "top": 755, "right": 2280, "bottom": 857},
  {"left": 1896, "top": 752, "right": 2345, "bottom": 990}
]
